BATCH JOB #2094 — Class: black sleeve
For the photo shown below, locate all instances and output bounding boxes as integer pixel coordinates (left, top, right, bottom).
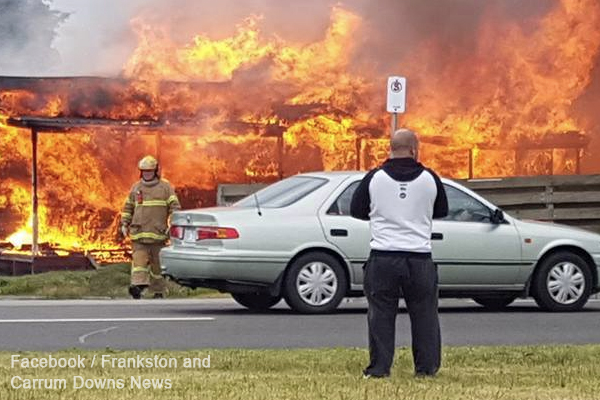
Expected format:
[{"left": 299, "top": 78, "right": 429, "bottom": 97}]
[
  {"left": 427, "top": 169, "right": 449, "bottom": 219},
  {"left": 350, "top": 169, "right": 378, "bottom": 221}
]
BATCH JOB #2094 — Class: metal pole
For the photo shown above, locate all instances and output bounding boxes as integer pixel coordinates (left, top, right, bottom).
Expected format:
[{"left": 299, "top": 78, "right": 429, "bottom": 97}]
[
  {"left": 155, "top": 132, "right": 163, "bottom": 172},
  {"left": 515, "top": 150, "right": 522, "bottom": 176},
  {"left": 277, "top": 134, "right": 284, "bottom": 180},
  {"left": 468, "top": 148, "right": 474, "bottom": 179},
  {"left": 31, "top": 128, "right": 39, "bottom": 260},
  {"left": 391, "top": 113, "right": 398, "bottom": 137},
  {"left": 355, "top": 137, "right": 362, "bottom": 170}
]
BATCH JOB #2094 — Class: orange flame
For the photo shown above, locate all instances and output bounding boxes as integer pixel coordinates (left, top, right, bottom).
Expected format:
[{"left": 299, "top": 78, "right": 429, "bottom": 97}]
[
  {"left": 1, "top": 1, "right": 600, "bottom": 255},
  {"left": 403, "top": 0, "right": 600, "bottom": 177}
]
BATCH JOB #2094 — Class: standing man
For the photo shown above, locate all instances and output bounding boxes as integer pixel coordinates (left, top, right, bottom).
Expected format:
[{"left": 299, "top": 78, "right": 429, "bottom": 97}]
[
  {"left": 120, "top": 155, "right": 181, "bottom": 299},
  {"left": 350, "top": 129, "right": 448, "bottom": 378}
]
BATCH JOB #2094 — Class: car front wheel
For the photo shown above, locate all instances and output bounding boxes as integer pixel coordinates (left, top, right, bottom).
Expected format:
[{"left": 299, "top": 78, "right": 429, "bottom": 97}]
[
  {"left": 532, "top": 251, "right": 592, "bottom": 312},
  {"left": 283, "top": 252, "right": 347, "bottom": 314}
]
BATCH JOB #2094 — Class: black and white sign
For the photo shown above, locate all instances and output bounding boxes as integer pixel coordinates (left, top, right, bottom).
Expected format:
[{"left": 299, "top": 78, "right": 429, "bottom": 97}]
[{"left": 386, "top": 76, "right": 406, "bottom": 113}]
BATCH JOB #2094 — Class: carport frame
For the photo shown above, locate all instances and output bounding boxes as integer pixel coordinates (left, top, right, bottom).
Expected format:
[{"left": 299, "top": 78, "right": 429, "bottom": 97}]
[
  {"left": 5, "top": 116, "right": 292, "bottom": 263},
  {"left": 6, "top": 116, "right": 163, "bottom": 261}
]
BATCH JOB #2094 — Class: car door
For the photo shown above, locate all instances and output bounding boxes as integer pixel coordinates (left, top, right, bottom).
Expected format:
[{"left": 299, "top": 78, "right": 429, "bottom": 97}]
[
  {"left": 318, "top": 180, "right": 370, "bottom": 284},
  {"left": 319, "top": 179, "right": 525, "bottom": 289},
  {"left": 433, "top": 184, "right": 524, "bottom": 287}
]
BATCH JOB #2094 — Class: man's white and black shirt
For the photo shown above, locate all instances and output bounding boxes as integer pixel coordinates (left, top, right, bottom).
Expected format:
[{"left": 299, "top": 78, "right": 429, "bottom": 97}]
[{"left": 350, "top": 158, "right": 448, "bottom": 253}]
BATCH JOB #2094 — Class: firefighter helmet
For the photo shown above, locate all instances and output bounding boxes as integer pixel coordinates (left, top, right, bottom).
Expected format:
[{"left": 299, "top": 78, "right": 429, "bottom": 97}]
[{"left": 138, "top": 155, "right": 158, "bottom": 171}]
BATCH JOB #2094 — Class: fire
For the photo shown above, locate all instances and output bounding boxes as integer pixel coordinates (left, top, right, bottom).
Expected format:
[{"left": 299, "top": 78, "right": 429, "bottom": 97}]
[
  {"left": 125, "top": 15, "right": 275, "bottom": 82},
  {"left": 0, "top": 123, "right": 124, "bottom": 258},
  {"left": 7, "top": 206, "right": 79, "bottom": 251},
  {"left": 1, "top": 0, "right": 600, "bottom": 257},
  {"left": 404, "top": 0, "right": 600, "bottom": 176}
]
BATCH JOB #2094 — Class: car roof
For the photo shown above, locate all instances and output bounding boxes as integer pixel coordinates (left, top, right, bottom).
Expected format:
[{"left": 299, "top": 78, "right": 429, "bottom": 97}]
[
  {"left": 296, "top": 171, "right": 506, "bottom": 219},
  {"left": 298, "top": 170, "right": 453, "bottom": 185},
  {"left": 298, "top": 171, "right": 364, "bottom": 179}
]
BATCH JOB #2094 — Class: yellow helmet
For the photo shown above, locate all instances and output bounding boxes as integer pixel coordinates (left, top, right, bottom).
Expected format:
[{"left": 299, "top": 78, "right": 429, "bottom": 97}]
[{"left": 138, "top": 155, "right": 158, "bottom": 171}]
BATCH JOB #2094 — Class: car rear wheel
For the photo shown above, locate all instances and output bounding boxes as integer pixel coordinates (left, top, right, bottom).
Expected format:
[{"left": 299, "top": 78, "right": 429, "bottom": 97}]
[
  {"left": 283, "top": 252, "right": 347, "bottom": 314},
  {"left": 231, "top": 293, "right": 281, "bottom": 311},
  {"left": 532, "top": 251, "right": 592, "bottom": 312},
  {"left": 472, "top": 296, "right": 516, "bottom": 310}
]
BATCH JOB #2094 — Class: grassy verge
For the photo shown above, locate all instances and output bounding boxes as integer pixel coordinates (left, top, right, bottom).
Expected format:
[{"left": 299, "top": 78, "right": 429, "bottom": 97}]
[
  {"left": 0, "top": 264, "right": 224, "bottom": 299},
  {"left": 1, "top": 346, "right": 599, "bottom": 400}
]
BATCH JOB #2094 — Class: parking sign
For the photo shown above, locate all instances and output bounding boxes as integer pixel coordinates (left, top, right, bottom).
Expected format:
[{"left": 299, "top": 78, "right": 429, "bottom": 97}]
[{"left": 387, "top": 76, "right": 406, "bottom": 113}]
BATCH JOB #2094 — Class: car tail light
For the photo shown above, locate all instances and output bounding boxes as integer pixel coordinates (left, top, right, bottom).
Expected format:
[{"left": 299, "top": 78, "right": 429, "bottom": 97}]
[
  {"left": 169, "top": 226, "right": 184, "bottom": 240},
  {"left": 197, "top": 226, "right": 239, "bottom": 240}
]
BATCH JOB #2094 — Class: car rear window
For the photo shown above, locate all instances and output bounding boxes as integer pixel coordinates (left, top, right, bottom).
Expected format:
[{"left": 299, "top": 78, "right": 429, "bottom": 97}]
[{"left": 234, "top": 176, "right": 327, "bottom": 208}]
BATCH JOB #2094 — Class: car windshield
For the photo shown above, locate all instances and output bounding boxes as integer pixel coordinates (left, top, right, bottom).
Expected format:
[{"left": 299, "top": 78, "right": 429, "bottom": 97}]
[{"left": 234, "top": 176, "right": 328, "bottom": 208}]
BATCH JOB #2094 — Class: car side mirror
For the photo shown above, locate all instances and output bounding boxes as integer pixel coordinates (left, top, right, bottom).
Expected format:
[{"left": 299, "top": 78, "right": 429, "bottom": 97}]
[{"left": 491, "top": 209, "right": 505, "bottom": 224}]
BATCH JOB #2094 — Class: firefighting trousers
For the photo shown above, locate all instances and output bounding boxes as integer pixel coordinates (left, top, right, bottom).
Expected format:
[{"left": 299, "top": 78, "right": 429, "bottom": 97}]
[
  {"left": 363, "top": 251, "right": 441, "bottom": 376},
  {"left": 131, "top": 241, "right": 166, "bottom": 294}
]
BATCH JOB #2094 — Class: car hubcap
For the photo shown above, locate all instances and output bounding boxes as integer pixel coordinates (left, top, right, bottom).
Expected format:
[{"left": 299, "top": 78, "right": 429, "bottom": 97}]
[
  {"left": 546, "top": 262, "right": 585, "bottom": 305},
  {"left": 296, "top": 262, "right": 338, "bottom": 306}
]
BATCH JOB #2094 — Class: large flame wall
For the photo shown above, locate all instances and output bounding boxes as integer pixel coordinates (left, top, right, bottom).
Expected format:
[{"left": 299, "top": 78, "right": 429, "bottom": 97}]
[{"left": 1, "top": 0, "right": 600, "bottom": 252}]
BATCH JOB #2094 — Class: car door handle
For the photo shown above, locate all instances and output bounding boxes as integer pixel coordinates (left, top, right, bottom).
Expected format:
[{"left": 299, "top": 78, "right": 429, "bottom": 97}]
[
  {"left": 330, "top": 229, "right": 348, "bottom": 237},
  {"left": 431, "top": 232, "right": 444, "bottom": 240}
]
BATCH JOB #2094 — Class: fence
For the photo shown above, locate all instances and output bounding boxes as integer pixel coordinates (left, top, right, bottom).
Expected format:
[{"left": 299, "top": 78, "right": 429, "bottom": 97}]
[
  {"left": 460, "top": 175, "right": 600, "bottom": 233},
  {"left": 217, "top": 184, "right": 268, "bottom": 206}
]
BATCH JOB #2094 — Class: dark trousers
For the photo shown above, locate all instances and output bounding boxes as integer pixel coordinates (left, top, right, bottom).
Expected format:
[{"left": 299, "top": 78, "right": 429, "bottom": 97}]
[{"left": 363, "top": 251, "right": 441, "bottom": 376}]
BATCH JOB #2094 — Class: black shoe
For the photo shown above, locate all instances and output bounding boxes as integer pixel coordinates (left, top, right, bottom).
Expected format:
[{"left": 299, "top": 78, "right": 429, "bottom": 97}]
[
  {"left": 362, "top": 369, "right": 390, "bottom": 379},
  {"left": 153, "top": 293, "right": 164, "bottom": 299},
  {"left": 128, "top": 285, "right": 142, "bottom": 299},
  {"left": 363, "top": 373, "right": 390, "bottom": 379}
]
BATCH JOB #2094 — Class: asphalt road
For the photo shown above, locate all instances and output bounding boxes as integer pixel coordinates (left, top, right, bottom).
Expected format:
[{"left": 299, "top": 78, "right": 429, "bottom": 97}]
[{"left": 0, "top": 298, "right": 599, "bottom": 351}]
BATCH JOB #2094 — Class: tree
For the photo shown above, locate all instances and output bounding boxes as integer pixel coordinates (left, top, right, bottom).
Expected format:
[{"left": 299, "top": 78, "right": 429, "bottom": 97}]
[{"left": 0, "top": 0, "right": 68, "bottom": 75}]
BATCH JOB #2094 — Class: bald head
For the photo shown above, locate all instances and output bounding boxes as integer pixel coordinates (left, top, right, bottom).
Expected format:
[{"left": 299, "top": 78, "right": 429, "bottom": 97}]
[{"left": 391, "top": 129, "right": 419, "bottom": 159}]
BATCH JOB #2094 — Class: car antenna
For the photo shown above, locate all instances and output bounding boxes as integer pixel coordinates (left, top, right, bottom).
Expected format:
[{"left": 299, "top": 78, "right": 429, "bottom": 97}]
[{"left": 254, "top": 192, "right": 262, "bottom": 216}]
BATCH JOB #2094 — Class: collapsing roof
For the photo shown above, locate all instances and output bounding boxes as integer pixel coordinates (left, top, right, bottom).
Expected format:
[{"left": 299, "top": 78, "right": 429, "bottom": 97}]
[{"left": 6, "top": 116, "right": 163, "bottom": 133}]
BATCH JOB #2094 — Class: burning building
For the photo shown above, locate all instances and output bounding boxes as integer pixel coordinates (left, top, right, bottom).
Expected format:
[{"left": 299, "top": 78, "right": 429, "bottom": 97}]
[{"left": 0, "top": 0, "right": 600, "bottom": 262}]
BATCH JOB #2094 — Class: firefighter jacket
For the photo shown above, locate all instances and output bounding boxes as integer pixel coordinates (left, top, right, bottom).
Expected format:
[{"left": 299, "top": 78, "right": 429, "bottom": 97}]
[{"left": 120, "top": 179, "right": 181, "bottom": 243}]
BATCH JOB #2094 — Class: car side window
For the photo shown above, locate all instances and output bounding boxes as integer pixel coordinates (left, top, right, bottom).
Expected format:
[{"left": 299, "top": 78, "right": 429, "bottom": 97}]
[
  {"left": 327, "top": 181, "right": 360, "bottom": 216},
  {"left": 443, "top": 185, "right": 492, "bottom": 223}
]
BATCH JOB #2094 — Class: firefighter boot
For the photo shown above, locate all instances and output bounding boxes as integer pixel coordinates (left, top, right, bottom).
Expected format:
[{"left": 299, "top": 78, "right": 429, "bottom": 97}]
[{"left": 128, "top": 285, "right": 147, "bottom": 299}]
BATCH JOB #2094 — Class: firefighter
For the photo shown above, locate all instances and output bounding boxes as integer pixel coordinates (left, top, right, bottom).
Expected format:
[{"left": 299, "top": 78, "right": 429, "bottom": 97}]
[{"left": 120, "top": 155, "right": 181, "bottom": 299}]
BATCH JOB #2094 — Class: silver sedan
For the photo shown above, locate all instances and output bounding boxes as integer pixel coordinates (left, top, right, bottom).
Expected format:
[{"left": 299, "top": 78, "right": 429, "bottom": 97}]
[{"left": 161, "top": 172, "right": 600, "bottom": 313}]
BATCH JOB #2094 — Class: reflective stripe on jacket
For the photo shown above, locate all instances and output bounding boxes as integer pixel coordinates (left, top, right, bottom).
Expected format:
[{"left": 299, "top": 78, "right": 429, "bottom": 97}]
[{"left": 120, "top": 179, "right": 181, "bottom": 243}]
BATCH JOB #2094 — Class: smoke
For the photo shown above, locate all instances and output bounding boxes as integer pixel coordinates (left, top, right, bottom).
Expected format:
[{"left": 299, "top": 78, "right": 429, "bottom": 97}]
[
  {"left": 43, "top": 0, "right": 340, "bottom": 77},
  {"left": 1, "top": 0, "right": 561, "bottom": 77},
  {"left": 133, "top": 0, "right": 335, "bottom": 42},
  {"left": 0, "top": 0, "right": 68, "bottom": 76},
  {"left": 352, "top": 0, "right": 557, "bottom": 74}
]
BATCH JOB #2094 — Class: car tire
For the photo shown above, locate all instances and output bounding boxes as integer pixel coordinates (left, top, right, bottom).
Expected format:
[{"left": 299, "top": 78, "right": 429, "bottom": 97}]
[
  {"left": 283, "top": 252, "right": 347, "bottom": 314},
  {"left": 532, "top": 251, "right": 592, "bottom": 312},
  {"left": 231, "top": 293, "right": 281, "bottom": 311},
  {"left": 472, "top": 296, "right": 516, "bottom": 310}
]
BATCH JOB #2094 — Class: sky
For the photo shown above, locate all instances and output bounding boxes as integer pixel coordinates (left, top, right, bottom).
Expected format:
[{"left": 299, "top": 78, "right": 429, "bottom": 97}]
[{"left": 1, "top": 0, "right": 558, "bottom": 77}]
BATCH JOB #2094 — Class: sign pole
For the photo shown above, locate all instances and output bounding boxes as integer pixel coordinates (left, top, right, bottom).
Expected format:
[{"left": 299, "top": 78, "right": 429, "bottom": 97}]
[
  {"left": 391, "top": 113, "right": 398, "bottom": 137},
  {"left": 31, "top": 127, "right": 39, "bottom": 265}
]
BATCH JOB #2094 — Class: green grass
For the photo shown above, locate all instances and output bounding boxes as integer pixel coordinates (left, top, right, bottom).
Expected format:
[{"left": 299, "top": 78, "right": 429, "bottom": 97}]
[
  {"left": 0, "top": 264, "right": 223, "bottom": 299},
  {"left": 1, "top": 346, "right": 599, "bottom": 399}
]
